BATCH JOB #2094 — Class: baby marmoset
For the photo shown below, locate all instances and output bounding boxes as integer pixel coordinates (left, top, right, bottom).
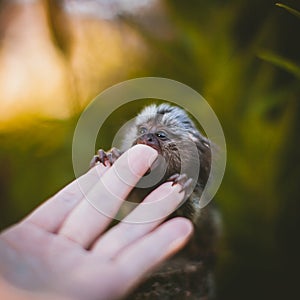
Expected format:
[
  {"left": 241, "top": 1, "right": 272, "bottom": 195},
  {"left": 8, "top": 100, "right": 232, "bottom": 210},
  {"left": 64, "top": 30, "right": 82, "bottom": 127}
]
[{"left": 90, "top": 103, "right": 220, "bottom": 263}]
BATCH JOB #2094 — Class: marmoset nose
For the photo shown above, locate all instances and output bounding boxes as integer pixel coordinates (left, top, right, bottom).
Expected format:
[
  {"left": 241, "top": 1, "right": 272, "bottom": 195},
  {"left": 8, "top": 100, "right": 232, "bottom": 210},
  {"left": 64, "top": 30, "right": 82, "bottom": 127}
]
[
  {"left": 145, "top": 133, "right": 153, "bottom": 142},
  {"left": 136, "top": 133, "right": 160, "bottom": 151}
]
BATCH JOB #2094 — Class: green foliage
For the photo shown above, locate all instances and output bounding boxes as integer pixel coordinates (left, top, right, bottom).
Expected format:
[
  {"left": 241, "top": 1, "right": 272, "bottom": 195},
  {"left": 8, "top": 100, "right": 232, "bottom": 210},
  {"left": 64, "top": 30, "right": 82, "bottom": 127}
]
[
  {"left": 276, "top": 2, "right": 300, "bottom": 18},
  {"left": 0, "top": 118, "right": 75, "bottom": 228},
  {"left": 258, "top": 4, "right": 300, "bottom": 78},
  {"left": 258, "top": 50, "right": 300, "bottom": 78}
]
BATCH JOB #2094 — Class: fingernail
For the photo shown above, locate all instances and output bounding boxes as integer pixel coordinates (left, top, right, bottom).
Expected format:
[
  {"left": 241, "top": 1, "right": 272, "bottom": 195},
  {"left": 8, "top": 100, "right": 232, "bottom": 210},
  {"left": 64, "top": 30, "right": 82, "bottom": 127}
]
[{"left": 127, "top": 145, "right": 158, "bottom": 177}]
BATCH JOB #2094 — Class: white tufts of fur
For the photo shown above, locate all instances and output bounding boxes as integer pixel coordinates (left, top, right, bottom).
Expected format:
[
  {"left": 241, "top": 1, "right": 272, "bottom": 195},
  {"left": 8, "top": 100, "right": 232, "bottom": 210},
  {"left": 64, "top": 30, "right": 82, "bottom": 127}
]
[{"left": 135, "top": 104, "right": 158, "bottom": 126}]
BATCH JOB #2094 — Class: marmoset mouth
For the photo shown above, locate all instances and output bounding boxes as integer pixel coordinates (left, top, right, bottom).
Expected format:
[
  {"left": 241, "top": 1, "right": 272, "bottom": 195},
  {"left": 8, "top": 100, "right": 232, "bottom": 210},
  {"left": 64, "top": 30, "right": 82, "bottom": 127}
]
[
  {"left": 144, "top": 168, "right": 151, "bottom": 176},
  {"left": 143, "top": 155, "right": 167, "bottom": 178}
]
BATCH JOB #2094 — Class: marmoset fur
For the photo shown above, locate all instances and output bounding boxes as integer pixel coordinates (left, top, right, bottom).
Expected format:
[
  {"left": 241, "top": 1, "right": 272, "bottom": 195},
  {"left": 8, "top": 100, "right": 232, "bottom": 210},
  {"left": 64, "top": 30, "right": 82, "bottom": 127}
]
[{"left": 90, "top": 103, "right": 220, "bottom": 264}]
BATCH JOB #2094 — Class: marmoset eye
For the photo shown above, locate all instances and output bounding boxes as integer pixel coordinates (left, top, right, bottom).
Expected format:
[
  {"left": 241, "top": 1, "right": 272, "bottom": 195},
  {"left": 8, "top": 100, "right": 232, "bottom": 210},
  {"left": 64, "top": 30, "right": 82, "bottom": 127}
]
[
  {"left": 138, "top": 127, "right": 147, "bottom": 135},
  {"left": 156, "top": 131, "right": 167, "bottom": 140}
]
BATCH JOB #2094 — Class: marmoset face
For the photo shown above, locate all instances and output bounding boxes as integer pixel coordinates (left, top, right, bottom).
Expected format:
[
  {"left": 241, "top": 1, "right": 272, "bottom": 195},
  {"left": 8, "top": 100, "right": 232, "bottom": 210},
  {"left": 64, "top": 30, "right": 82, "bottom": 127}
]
[{"left": 122, "top": 104, "right": 210, "bottom": 181}]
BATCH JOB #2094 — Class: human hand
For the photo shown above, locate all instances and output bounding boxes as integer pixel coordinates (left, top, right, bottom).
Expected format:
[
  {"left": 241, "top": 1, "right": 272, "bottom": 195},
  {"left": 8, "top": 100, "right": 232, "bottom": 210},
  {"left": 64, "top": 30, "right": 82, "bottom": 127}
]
[{"left": 0, "top": 145, "right": 193, "bottom": 300}]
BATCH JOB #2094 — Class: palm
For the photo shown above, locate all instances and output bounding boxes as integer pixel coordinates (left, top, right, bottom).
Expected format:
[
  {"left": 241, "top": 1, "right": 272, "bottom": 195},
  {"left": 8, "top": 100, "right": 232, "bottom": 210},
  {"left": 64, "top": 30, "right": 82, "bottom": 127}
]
[{"left": 0, "top": 145, "right": 192, "bottom": 300}]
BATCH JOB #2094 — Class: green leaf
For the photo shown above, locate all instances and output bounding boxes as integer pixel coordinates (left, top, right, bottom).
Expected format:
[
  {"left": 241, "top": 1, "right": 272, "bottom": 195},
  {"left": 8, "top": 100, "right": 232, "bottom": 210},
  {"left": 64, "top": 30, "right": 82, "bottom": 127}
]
[
  {"left": 276, "top": 3, "right": 300, "bottom": 19},
  {"left": 258, "top": 50, "right": 300, "bottom": 78}
]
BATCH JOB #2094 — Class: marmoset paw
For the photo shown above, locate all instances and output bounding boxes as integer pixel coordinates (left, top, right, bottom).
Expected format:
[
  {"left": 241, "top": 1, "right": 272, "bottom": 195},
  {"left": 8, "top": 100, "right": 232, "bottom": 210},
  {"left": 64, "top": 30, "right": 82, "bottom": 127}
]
[{"left": 90, "top": 147, "right": 123, "bottom": 168}]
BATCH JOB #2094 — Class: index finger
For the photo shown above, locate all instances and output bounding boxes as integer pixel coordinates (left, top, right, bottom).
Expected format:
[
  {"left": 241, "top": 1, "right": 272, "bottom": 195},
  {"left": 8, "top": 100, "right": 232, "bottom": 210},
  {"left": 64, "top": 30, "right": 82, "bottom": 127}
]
[{"left": 58, "top": 145, "right": 158, "bottom": 248}]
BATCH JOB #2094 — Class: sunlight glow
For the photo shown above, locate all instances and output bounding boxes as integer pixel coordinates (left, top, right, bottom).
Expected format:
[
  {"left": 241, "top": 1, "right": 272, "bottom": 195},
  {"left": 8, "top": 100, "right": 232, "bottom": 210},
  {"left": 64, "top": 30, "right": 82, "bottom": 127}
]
[{"left": 0, "top": 0, "right": 147, "bottom": 126}]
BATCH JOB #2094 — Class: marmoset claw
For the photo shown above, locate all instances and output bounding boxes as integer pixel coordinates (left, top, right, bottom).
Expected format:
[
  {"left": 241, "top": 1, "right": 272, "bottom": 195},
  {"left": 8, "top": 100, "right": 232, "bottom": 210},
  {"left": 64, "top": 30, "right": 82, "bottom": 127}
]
[
  {"left": 167, "top": 173, "right": 193, "bottom": 194},
  {"left": 90, "top": 147, "right": 122, "bottom": 168}
]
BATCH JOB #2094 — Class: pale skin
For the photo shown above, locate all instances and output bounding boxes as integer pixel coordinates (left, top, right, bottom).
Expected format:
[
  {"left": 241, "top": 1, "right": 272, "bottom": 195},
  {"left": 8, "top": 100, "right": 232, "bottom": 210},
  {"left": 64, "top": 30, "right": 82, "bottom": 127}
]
[{"left": 0, "top": 145, "right": 193, "bottom": 300}]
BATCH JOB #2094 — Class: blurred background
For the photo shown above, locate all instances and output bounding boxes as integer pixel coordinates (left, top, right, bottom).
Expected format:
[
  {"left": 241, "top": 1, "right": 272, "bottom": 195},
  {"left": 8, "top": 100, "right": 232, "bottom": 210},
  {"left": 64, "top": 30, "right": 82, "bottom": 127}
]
[{"left": 0, "top": 0, "right": 299, "bottom": 299}]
